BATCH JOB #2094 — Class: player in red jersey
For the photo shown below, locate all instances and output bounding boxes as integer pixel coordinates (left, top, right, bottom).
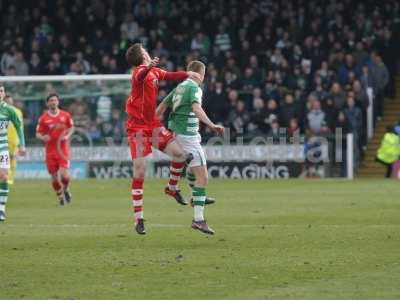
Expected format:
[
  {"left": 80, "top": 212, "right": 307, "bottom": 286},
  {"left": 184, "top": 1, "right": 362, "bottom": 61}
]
[
  {"left": 36, "top": 93, "right": 74, "bottom": 206},
  {"left": 125, "top": 43, "right": 200, "bottom": 234}
]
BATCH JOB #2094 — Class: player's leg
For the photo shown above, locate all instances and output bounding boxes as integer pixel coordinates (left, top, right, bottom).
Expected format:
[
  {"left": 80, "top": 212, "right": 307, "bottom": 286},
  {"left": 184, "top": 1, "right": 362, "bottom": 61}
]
[
  {"left": 155, "top": 128, "right": 192, "bottom": 205},
  {"left": 59, "top": 167, "right": 72, "bottom": 204},
  {"left": 163, "top": 140, "right": 192, "bottom": 205},
  {"left": 132, "top": 157, "right": 146, "bottom": 234},
  {"left": 0, "top": 150, "right": 11, "bottom": 221},
  {"left": 47, "top": 157, "right": 65, "bottom": 206},
  {"left": 51, "top": 172, "right": 65, "bottom": 206},
  {"left": 187, "top": 171, "right": 196, "bottom": 189},
  {"left": 7, "top": 147, "right": 17, "bottom": 185},
  {"left": 58, "top": 156, "right": 72, "bottom": 203},
  {"left": 190, "top": 165, "right": 214, "bottom": 235},
  {"left": 187, "top": 170, "right": 216, "bottom": 206},
  {"left": 129, "top": 130, "right": 151, "bottom": 235},
  {"left": 0, "top": 168, "right": 9, "bottom": 222}
]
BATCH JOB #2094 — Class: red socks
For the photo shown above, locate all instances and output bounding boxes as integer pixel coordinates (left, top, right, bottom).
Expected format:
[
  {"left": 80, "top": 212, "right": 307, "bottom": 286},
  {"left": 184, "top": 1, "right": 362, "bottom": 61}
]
[
  {"left": 168, "top": 161, "right": 185, "bottom": 191},
  {"left": 132, "top": 178, "right": 144, "bottom": 223},
  {"left": 52, "top": 180, "right": 63, "bottom": 197}
]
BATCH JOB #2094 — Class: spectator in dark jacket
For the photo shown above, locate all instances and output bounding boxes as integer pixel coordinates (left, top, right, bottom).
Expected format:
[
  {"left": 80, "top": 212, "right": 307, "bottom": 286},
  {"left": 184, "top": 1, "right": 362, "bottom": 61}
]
[
  {"left": 249, "top": 97, "right": 269, "bottom": 136},
  {"left": 280, "top": 94, "right": 298, "bottom": 128},
  {"left": 228, "top": 100, "right": 251, "bottom": 137},
  {"left": 344, "top": 94, "right": 363, "bottom": 162},
  {"left": 329, "top": 82, "right": 346, "bottom": 110},
  {"left": 336, "top": 111, "right": 352, "bottom": 177},
  {"left": 369, "top": 52, "right": 389, "bottom": 120}
]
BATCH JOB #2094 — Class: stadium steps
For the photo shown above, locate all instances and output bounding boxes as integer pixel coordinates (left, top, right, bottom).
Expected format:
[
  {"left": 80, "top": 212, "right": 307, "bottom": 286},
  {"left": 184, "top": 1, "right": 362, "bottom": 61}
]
[{"left": 357, "top": 77, "right": 400, "bottom": 178}]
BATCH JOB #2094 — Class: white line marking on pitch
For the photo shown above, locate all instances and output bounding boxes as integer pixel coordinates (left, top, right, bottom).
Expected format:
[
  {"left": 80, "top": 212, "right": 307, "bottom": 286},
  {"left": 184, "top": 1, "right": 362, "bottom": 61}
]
[{"left": 3, "top": 224, "right": 399, "bottom": 228}]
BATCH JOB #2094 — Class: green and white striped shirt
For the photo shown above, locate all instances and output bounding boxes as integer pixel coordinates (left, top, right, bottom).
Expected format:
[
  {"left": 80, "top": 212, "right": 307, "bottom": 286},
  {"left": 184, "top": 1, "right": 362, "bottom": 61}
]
[
  {"left": 0, "top": 101, "right": 25, "bottom": 152},
  {"left": 164, "top": 79, "right": 202, "bottom": 136}
]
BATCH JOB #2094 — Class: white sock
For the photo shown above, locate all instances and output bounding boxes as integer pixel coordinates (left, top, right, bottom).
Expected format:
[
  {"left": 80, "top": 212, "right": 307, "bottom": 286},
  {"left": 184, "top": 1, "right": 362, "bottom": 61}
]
[
  {"left": 168, "top": 184, "right": 178, "bottom": 191},
  {"left": 194, "top": 205, "right": 204, "bottom": 221},
  {"left": 0, "top": 202, "right": 5, "bottom": 213},
  {"left": 134, "top": 211, "right": 143, "bottom": 221}
]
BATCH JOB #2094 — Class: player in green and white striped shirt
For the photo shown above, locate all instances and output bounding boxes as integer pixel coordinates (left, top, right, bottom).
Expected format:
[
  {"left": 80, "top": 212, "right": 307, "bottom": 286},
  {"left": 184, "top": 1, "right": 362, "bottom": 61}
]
[
  {"left": 0, "top": 85, "right": 26, "bottom": 222},
  {"left": 156, "top": 61, "right": 224, "bottom": 235}
]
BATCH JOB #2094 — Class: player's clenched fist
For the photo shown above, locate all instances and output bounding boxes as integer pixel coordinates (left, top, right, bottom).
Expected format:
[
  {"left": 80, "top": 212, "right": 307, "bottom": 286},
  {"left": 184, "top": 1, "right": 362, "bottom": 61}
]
[{"left": 149, "top": 57, "right": 160, "bottom": 67}]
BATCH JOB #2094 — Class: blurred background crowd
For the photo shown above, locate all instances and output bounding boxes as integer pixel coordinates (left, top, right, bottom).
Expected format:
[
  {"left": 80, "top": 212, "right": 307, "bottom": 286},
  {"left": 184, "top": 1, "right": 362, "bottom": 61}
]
[{"left": 1, "top": 0, "right": 399, "bottom": 157}]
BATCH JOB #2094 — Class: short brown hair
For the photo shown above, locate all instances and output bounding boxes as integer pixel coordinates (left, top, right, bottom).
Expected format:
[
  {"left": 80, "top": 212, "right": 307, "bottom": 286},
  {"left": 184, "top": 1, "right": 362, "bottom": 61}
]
[
  {"left": 46, "top": 93, "right": 60, "bottom": 102},
  {"left": 187, "top": 60, "right": 205, "bottom": 73},
  {"left": 126, "top": 43, "right": 144, "bottom": 67}
]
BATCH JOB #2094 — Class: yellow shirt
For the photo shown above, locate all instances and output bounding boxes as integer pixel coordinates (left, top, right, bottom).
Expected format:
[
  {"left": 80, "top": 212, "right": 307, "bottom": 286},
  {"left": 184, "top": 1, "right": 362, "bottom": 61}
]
[{"left": 8, "top": 106, "right": 23, "bottom": 152}]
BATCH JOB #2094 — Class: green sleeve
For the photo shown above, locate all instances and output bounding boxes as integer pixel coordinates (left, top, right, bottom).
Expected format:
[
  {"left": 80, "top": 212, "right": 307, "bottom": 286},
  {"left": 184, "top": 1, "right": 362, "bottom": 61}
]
[
  {"left": 8, "top": 106, "right": 25, "bottom": 146},
  {"left": 190, "top": 86, "right": 203, "bottom": 105},
  {"left": 163, "top": 88, "right": 175, "bottom": 107}
]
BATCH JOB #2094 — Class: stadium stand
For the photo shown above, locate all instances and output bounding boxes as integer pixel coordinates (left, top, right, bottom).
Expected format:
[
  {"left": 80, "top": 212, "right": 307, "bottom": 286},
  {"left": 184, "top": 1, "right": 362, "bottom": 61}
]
[{"left": 0, "top": 0, "right": 399, "bottom": 164}]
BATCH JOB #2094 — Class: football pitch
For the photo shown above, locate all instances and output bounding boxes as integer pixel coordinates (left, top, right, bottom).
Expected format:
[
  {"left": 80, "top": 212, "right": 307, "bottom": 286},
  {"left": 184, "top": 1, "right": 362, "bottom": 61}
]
[{"left": 1, "top": 179, "right": 400, "bottom": 300}]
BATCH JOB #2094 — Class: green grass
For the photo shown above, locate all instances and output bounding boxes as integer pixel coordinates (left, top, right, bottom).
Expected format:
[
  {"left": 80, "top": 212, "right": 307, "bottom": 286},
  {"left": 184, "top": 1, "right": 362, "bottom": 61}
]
[{"left": 1, "top": 179, "right": 400, "bottom": 300}]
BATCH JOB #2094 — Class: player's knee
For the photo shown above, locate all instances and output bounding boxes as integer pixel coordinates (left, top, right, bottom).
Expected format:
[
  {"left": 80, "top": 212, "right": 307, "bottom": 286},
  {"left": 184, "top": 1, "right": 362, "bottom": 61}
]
[
  {"left": 133, "top": 163, "right": 146, "bottom": 179},
  {"left": 173, "top": 149, "right": 186, "bottom": 161},
  {"left": 196, "top": 173, "right": 208, "bottom": 186},
  {"left": 60, "top": 171, "right": 70, "bottom": 180},
  {"left": 134, "top": 169, "right": 146, "bottom": 178},
  {"left": 0, "top": 172, "right": 8, "bottom": 182},
  {"left": 61, "top": 175, "right": 70, "bottom": 184}
]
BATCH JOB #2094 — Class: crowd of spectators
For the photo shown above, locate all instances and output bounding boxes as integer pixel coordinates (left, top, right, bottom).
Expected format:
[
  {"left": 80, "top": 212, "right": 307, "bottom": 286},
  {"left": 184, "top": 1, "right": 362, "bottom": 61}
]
[{"left": 1, "top": 0, "right": 400, "bottom": 156}]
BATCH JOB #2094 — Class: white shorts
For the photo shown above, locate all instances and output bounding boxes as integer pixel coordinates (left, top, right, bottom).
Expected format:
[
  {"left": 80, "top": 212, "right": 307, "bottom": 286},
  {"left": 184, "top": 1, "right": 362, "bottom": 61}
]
[
  {"left": 175, "top": 134, "right": 206, "bottom": 168},
  {"left": 0, "top": 150, "right": 10, "bottom": 169}
]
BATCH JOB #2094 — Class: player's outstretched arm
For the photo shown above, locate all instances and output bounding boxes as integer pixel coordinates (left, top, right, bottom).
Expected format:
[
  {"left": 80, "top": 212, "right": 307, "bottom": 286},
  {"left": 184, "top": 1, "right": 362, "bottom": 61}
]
[
  {"left": 163, "top": 71, "right": 202, "bottom": 82},
  {"left": 192, "top": 103, "right": 225, "bottom": 135}
]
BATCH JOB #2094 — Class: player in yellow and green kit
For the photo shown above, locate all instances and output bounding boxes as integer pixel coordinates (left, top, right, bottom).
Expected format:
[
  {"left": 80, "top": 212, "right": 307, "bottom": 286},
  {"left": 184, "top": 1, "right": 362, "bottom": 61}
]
[
  {"left": 156, "top": 61, "right": 224, "bottom": 235},
  {"left": 0, "top": 85, "right": 26, "bottom": 222},
  {"left": 3, "top": 94, "right": 23, "bottom": 185}
]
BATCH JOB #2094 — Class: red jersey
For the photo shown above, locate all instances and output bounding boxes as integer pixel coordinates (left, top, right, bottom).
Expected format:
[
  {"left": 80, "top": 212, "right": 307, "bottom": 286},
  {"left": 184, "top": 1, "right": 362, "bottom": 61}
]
[
  {"left": 36, "top": 110, "right": 74, "bottom": 157},
  {"left": 125, "top": 65, "right": 188, "bottom": 131}
]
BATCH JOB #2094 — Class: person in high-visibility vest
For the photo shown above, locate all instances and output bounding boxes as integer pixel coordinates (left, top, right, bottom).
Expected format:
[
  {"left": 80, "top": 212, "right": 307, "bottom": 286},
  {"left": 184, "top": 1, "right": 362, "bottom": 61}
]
[{"left": 376, "top": 125, "right": 400, "bottom": 178}]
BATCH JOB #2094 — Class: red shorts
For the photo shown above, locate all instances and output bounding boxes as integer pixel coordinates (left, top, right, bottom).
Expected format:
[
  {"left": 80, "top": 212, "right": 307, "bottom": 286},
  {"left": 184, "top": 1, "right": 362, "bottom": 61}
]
[
  {"left": 46, "top": 154, "right": 70, "bottom": 174},
  {"left": 128, "top": 126, "right": 174, "bottom": 159}
]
